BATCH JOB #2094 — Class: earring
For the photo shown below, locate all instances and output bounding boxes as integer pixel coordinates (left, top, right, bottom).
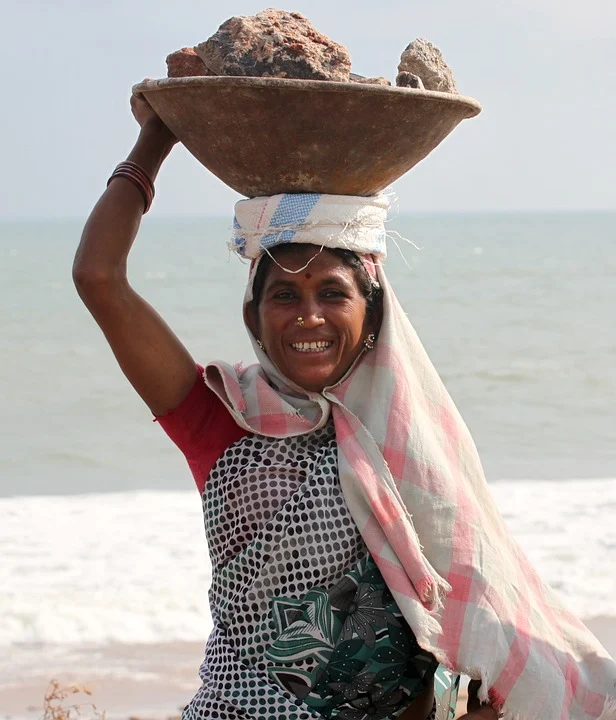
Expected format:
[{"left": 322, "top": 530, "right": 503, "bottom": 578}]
[
  {"left": 256, "top": 339, "right": 265, "bottom": 350},
  {"left": 364, "top": 333, "right": 376, "bottom": 350},
  {"left": 296, "top": 316, "right": 305, "bottom": 327}
]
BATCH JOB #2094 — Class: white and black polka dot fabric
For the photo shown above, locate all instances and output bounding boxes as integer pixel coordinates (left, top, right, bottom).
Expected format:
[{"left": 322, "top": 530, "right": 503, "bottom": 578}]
[{"left": 182, "top": 423, "right": 435, "bottom": 720}]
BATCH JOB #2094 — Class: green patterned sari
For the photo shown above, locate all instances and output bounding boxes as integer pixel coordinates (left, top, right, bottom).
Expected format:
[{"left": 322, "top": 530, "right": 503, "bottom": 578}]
[{"left": 266, "top": 554, "right": 457, "bottom": 719}]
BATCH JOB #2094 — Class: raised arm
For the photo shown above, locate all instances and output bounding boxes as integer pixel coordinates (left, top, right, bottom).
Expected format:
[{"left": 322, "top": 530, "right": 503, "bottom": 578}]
[{"left": 73, "top": 90, "right": 198, "bottom": 416}]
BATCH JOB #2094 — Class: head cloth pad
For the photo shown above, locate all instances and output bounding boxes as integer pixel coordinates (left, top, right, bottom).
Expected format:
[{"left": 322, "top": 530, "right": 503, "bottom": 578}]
[{"left": 231, "top": 192, "right": 389, "bottom": 260}]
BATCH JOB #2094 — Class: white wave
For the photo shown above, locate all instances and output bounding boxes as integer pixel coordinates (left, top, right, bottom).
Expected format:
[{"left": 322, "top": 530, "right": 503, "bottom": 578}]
[
  {"left": 0, "top": 491, "right": 212, "bottom": 646},
  {"left": 489, "top": 477, "right": 616, "bottom": 619},
  {"left": 1, "top": 481, "right": 614, "bottom": 647}
]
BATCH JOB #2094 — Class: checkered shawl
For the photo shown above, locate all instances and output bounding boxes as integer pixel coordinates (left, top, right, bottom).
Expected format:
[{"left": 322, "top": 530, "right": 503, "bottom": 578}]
[{"left": 204, "top": 197, "right": 616, "bottom": 720}]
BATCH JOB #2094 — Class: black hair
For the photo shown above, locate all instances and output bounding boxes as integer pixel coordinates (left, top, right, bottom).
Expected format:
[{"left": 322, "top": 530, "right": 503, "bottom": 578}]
[{"left": 250, "top": 245, "right": 384, "bottom": 318}]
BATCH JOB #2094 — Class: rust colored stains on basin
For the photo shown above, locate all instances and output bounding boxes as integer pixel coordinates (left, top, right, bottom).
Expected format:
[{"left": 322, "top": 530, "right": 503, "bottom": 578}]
[{"left": 133, "top": 76, "right": 481, "bottom": 197}]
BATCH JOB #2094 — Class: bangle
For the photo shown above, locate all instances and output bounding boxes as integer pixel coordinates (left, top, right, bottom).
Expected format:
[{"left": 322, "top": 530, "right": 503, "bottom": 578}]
[{"left": 107, "top": 161, "right": 155, "bottom": 213}]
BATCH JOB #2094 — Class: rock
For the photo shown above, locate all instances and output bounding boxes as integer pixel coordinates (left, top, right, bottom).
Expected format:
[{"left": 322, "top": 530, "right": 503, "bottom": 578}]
[
  {"left": 395, "top": 71, "right": 424, "bottom": 89},
  {"left": 398, "top": 38, "right": 457, "bottom": 93},
  {"left": 166, "top": 48, "right": 214, "bottom": 78},
  {"left": 194, "top": 9, "right": 351, "bottom": 81},
  {"left": 349, "top": 73, "right": 391, "bottom": 86}
]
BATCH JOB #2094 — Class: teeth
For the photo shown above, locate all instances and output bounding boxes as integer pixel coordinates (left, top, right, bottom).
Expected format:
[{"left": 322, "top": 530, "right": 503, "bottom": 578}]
[{"left": 291, "top": 341, "right": 332, "bottom": 352}]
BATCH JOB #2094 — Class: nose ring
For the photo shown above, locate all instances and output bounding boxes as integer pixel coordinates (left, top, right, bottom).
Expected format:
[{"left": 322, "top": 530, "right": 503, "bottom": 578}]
[{"left": 296, "top": 317, "right": 305, "bottom": 327}]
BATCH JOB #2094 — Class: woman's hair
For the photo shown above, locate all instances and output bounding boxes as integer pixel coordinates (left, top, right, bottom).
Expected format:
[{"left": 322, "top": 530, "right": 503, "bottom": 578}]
[{"left": 250, "top": 246, "right": 384, "bottom": 319}]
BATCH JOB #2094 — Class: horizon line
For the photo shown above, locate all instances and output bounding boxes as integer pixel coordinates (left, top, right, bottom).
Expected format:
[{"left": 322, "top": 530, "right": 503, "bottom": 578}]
[{"left": 1, "top": 208, "right": 615, "bottom": 222}]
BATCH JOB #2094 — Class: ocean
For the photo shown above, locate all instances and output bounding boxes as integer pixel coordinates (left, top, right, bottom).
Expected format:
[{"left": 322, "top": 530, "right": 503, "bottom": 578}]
[{"left": 1, "top": 213, "right": 615, "bottom": 716}]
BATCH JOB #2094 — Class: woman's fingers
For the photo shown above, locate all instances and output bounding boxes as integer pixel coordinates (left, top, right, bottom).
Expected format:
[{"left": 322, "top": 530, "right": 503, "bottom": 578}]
[
  {"left": 129, "top": 78, "right": 178, "bottom": 143},
  {"left": 132, "top": 77, "right": 153, "bottom": 96},
  {"left": 129, "top": 85, "right": 179, "bottom": 144},
  {"left": 130, "top": 85, "right": 158, "bottom": 127}
]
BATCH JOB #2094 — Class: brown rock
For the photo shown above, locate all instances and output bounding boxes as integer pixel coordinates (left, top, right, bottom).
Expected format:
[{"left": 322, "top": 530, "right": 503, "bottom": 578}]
[
  {"left": 194, "top": 9, "right": 351, "bottom": 81},
  {"left": 398, "top": 38, "right": 457, "bottom": 93},
  {"left": 395, "top": 71, "right": 424, "bottom": 89},
  {"left": 166, "top": 48, "right": 214, "bottom": 78},
  {"left": 349, "top": 73, "right": 391, "bottom": 86}
]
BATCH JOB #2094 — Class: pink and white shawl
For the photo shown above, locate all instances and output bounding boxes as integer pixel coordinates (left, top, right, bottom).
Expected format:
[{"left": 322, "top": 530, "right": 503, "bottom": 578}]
[{"left": 204, "top": 193, "right": 616, "bottom": 720}]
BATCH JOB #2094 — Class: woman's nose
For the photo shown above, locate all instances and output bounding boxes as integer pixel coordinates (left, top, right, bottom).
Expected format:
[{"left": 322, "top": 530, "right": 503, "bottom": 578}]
[{"left": 298, "top": 297, "right": 325, "bottom": 328}]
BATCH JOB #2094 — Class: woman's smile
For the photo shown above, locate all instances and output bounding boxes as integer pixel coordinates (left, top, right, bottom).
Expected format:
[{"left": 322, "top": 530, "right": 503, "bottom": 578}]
[{"left": 290, "top": 340, "right": 334, "bottom": 353}]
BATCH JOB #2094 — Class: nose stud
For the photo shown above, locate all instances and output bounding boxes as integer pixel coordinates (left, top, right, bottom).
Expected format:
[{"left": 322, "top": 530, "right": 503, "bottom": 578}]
[{"left": 296, "top": 317, "right": 305, "bottom": 327}]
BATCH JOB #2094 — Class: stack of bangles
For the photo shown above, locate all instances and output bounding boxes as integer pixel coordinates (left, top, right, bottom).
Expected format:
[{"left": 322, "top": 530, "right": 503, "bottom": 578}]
[{"left": 107, "top": 161, "right": 155, "bottom": 214}]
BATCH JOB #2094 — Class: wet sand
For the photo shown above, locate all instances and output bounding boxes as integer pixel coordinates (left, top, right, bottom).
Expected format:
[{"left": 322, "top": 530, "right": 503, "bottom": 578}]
[{"left": 1, "top": 618, "right": 614, "bottom": 720}]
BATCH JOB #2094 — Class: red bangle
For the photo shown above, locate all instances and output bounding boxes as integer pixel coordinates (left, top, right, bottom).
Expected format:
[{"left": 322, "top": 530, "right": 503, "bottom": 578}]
[
  {"left": 107, "top": 161, "right": 155, "bottom": 213},
  {"left": 118, "top": 161, "right": 155, "bottom": 197}
]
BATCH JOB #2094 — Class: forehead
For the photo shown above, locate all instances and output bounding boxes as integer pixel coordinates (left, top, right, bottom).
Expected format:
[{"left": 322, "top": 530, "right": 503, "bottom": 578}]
[{"left": 263, "top": 246, "right": 356, "bottom": 286}]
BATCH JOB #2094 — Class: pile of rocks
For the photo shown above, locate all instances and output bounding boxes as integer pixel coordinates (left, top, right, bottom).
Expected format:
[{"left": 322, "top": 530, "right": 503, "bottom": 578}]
[{"left": 166, "top": 9, "right": 457, "bottom": 94}]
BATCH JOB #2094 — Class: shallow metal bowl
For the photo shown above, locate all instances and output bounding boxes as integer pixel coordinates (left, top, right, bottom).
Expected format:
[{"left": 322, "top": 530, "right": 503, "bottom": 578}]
[{"left": 133, "top": 76, "right": 481, "bottom": 197}]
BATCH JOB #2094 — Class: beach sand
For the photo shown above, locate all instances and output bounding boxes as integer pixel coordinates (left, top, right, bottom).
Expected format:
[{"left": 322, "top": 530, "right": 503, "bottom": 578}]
[{"left": 1, "top": 619, "right": 614, "bottom": 720}]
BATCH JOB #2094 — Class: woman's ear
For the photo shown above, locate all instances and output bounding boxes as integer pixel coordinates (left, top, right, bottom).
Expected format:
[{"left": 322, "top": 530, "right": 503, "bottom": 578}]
[
  {"left": 244, "top": 301, "right": 260, "bottom": 340},
  {"left": 366, "top": 300, "right": 383, "bottom": 339}
]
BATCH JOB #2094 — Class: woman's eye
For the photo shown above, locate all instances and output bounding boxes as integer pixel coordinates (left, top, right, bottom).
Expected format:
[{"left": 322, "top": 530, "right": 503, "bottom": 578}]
[
  {"left": 323, "top": 289, "right": 344, "bottom": 298},
  {"left": 273, "top": 291, "right": 296, "bottom": 300}
]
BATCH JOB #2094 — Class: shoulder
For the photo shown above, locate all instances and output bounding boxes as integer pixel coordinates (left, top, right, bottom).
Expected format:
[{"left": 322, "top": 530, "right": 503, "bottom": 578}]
[{"left": 155, "top": 363, "right": 249, "bottom": 472}]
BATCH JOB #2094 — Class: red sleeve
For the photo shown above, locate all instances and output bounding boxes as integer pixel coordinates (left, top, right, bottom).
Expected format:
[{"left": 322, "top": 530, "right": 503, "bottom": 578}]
[{"left": 155, "top": 364, "right": 249, "bottom": 493}]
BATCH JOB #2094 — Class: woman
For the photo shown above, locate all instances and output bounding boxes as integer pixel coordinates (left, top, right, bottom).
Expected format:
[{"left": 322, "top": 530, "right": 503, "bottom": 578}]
[{"left": 74, "top": 93, "right": 615, "bottom": 720}]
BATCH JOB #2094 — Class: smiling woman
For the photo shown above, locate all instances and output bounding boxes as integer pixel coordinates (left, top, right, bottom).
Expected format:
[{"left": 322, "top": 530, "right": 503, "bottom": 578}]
[{"left": 72, "top": 90, "right": 616, "bottom": 720}]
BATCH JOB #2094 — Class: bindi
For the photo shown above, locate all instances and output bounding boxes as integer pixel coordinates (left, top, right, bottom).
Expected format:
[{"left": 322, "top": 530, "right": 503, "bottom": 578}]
[{"left": 305, "top": 272, "right": 312, "bottom": 279}]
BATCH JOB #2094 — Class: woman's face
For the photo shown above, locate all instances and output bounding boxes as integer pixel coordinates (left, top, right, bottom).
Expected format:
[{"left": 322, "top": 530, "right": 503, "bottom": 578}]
[{"left": 246, "top": 246, "right": 378, "bottom": 393}]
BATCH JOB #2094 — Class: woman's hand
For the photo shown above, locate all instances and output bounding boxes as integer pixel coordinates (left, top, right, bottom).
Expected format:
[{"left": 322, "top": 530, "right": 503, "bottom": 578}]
[
  {"left": 130, "top": 80, "right": 179, "bottom": 147},
  {"left": 457, "top": 709, "right": 499, "bottom": 720},
  {"left": 460, "top": 680, "right": 500, "bottom": 720},
  {"left": 127, "top": 81, "right": 179, "bottom": 174}
]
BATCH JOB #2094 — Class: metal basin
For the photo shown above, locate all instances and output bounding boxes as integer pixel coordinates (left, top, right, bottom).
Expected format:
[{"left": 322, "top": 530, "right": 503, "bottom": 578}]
[{"left": 133, "top": 76, "right": 481, "bottom": 197}]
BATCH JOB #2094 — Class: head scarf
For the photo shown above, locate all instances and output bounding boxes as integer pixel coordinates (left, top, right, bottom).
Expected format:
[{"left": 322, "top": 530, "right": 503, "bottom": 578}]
[{"left": 203, "top": 192, "right": 616, "bottom": 720}]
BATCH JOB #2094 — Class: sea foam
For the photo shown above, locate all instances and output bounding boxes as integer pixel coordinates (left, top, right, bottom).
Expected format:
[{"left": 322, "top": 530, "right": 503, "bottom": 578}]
[{"left": 1, "top": 479, "right": 614, "bottom": 648}]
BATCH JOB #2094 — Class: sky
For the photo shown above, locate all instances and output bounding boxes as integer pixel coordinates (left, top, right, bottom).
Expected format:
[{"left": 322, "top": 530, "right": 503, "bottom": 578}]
[{"left": 2, "top": 0, "right": 615, "bottom": 218}]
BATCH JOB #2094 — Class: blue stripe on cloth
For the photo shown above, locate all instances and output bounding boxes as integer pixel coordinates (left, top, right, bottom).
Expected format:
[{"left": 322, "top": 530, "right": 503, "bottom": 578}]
[
  {"left": 232, "top": 237, "right": 247, "bottom": 256},
  {"left": 253, "top": 193, "right": 320, "bottom": 248},
  {"left": 260, "top": 228, "right": 297, "bottom": 249},
  {"left": 269, "top": 194, "right": 321, "bottom": 228},
  {"left": 231, "top": 217, "right": 246, "bottom": 256}
]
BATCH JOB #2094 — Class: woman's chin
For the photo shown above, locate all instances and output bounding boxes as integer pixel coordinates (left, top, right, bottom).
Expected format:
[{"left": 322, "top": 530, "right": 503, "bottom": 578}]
[
  {"left": 286, "top": 367, "right": 335, "bottom": 393},
  {"left": 278, "top": 352, "right": 355, "bottom": 392}
]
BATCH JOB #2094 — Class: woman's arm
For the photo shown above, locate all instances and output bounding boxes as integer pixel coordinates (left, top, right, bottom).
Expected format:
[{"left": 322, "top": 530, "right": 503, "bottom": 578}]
[{"left": 73, "top": 91, "right": 198, "bottom": 416}]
